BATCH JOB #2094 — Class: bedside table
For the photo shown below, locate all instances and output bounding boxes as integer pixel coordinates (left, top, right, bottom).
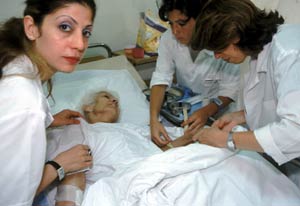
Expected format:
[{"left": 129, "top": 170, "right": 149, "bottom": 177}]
[{"left": 112, "top": 50, "right": 157, "bottom": 66}]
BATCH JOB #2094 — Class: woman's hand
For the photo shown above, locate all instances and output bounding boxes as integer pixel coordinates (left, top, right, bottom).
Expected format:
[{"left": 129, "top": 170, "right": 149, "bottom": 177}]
[
  {"left": 150, "top": 119, "right": 171, "bottom": 147},
  {"left": 212, "top": 110, "right": 245, "bottom": 132},
  {"left": 51, "top": 109, "right": 84, "bottom": 127},
  {"left": 53, "top": 144, "right": 92, "bottom": 174},
  {"left": 181, "top": 108, "right": 209, "bottom": 132},
  {"left": 192, "top": 127, "right": 228, "bottom": 148}
]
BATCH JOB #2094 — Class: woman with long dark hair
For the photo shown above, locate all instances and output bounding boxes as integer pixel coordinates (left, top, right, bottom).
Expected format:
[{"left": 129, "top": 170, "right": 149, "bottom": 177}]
[{"left": 0, "top": 0, "right": 96, "bottom": 205}]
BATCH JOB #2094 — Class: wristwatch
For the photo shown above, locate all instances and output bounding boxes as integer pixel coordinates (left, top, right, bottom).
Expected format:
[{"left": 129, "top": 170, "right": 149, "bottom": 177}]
[
  {"left": 227, "top": 132, "right": 237, "bottom": 152},
  {"left": 210, "top": 97, "right": 223, "bottom": 111},
  {"left": 46, "top": 160, "right": 65, "bottom": 181}
]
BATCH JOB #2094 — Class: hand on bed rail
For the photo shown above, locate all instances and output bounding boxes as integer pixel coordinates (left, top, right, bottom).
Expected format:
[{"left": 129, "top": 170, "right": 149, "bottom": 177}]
[{"left": 50, "top": 109, "right": 84, "bottom": 127}]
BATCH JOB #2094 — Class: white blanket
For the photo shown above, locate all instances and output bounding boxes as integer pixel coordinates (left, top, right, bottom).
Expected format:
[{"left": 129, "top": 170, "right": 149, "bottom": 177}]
[
  {"left": 78, "top": 122, "right": 300, "bottom": 206},
  {"left": 46, "top": 121, "right": 300, "bottom": 205}
]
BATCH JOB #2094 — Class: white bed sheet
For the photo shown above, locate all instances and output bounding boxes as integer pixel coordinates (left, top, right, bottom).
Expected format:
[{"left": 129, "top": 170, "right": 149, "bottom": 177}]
[
  {"left": 45, "top": 56, "right": 300, "bottom": 205},
  {"left": 76, "top": 55, "right": 147, "bottom": 90},
  {"left": 74, "top": 121, "right": 300, "bottom": 206},
  {"left": 82, "top": 147, "right": 300, "bottom": 206},
  {"left": 46, "top": 120, "right": 300, "bottom": 206}
]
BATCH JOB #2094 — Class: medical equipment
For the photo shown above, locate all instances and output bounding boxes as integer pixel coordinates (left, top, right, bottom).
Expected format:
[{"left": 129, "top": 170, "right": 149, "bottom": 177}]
[
  {"left": 161, "top": 93, "right": 204, "bottom": 126},
  {"left": 143, "top": 85, "right": 205, "bottom": 126}
]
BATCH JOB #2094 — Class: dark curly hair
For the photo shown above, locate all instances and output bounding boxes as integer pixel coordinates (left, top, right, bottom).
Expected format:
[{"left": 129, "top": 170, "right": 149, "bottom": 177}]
[
  {"left": 191, "top": 0, "right": 284, "bottom": 58},
  {"left": 158, "top": 0, "right": 207, "bottom": 21}
]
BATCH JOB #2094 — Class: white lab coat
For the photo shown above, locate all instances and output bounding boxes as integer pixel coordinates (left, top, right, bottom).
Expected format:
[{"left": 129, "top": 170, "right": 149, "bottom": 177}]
[
  {"left": 243, "top": 24, "right": 300, "bottom": 165},
  {"left": 150, "top": 29, "right": 240, "bottom": 101},
  {"left": 0, "top": 55, "right": 53, "bottom": 206}
]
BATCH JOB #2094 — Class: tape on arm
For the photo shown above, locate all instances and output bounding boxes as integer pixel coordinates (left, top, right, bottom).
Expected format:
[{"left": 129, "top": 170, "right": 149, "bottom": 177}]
[{"left": 55, "top": 185, "right": 83, "bottom": 206}]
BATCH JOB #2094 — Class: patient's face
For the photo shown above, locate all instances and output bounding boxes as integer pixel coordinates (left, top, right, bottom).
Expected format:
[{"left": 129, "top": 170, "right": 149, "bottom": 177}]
[{"left": 84, "top": 91, "right": 120, "bottom": 124}]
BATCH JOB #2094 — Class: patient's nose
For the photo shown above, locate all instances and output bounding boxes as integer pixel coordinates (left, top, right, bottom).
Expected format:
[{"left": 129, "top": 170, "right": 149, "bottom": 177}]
[{"left": 111, "top": 98, "right": 118, "bottom": 105}]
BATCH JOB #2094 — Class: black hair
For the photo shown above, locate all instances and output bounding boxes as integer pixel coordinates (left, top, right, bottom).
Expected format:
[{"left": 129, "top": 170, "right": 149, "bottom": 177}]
[{"left": 159, "top": 0, "right": 207, "bottom": 21}]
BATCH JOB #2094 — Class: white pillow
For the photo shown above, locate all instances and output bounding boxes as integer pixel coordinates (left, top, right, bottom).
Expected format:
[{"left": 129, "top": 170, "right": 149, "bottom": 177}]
[{"left": 46, "top": 69, "right": 150, "bottom": 126}]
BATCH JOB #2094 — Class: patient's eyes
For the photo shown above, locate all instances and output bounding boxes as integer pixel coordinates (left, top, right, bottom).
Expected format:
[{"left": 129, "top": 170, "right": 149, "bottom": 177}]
[{"left": 98, "top": 94, "right": 110, "bottom": 99}]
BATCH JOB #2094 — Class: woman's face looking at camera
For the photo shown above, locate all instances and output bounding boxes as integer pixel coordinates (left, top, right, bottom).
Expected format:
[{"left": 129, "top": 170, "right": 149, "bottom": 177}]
[{"left": 25, "top": 3, "right": 93, "bottom": 74}]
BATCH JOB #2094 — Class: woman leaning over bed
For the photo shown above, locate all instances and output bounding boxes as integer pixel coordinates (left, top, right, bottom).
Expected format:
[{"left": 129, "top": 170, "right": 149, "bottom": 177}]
[
  {"left": 191, "top": 0, "right": 300, "bottom": 187},
  {"left": 0, "top": 0, "right": 96, "bottom": 205}
]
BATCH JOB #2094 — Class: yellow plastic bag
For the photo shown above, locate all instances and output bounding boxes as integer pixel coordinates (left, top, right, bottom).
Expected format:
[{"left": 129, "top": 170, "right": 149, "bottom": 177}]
[{"left": 136, "top": 9, "right": 169, "bottom": 56}]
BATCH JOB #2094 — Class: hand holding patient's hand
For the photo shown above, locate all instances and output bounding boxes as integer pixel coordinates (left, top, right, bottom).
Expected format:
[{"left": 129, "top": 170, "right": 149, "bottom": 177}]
[
  {"left": 212, "top": 112, "right": 243, "bottom": 132},
  {"left": 181, "top": 109, "right": 209, "bottom": 133},
  {"left": 54, "top": 144, "right": 92, "bottom": 173},
  {"left": 51, "top": 109, "right": 84, "bottom": 127},
  {"left": 192, "top": 127, "right": 228, "bottom": 148},
  {"left": 150, "top": 119, "right": 171, "bottom": 147}
]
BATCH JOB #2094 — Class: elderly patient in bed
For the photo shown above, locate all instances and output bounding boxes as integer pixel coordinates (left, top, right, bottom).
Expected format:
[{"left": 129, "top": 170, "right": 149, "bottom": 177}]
[
  {"left": 46, "top": 90, "right": 192, "bottom": 206},
  {"left": 47, "top": 90, "right": 300, "bottom": 206}
]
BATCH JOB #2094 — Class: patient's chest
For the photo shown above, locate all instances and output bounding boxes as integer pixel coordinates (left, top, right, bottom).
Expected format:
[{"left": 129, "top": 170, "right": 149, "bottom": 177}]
[{"left": 83, "top": 123, "right": 161, "bottom": 184}]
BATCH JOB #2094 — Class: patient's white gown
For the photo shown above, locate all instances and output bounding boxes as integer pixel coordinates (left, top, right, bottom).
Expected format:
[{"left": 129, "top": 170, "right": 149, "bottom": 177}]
[{"left": 47, "top": 120, "right": 168, "bottom": 183}]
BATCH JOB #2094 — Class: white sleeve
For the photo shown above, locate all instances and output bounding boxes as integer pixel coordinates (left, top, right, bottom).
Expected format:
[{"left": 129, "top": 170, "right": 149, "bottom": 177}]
[
  {"left": 150, "top": 30, "right": 176, "bottom": 88},
  {"left": 255, "top": 51, "right": 300, "bottom": 165},
  {"left": 0, "top": 110, "right": 47, "bottom": 206}
]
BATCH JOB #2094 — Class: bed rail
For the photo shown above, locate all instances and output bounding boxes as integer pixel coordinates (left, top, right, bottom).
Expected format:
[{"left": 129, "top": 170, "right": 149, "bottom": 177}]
[{"left": 80, "top": 43, "right": 113, "bottom": 64}]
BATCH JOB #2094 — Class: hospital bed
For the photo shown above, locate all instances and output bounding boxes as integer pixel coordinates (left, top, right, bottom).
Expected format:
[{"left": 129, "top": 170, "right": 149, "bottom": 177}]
[{"left": 46, "top": 55, "right": 300, "bottom": 206}]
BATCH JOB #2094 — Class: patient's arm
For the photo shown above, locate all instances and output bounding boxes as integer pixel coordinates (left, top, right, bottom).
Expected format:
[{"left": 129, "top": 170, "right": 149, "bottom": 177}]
[
  {"left": 55, "top": 173, "right": 86, "bottom": 206},
  {"left": 160, "top": 132, "right": 194, "bottom": 151}
]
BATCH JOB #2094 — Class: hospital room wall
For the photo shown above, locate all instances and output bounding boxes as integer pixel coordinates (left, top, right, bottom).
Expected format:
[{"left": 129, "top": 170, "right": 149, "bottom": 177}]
[
  {"left": 0, "top": 0, "right": 299, "bottom": 50},
  {"left": 0, "top": 0, "right": 158, "bottom": 51},
  {"left": 0, "top": 0, "right": 299, "bottom": 82},
  {"left": 237, "top": 0, "right": 300, "bottom": 108}
]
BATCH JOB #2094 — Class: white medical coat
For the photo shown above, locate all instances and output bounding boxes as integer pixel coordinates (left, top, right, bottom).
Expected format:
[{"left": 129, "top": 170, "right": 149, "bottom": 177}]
[
  {"left": 244, "top": 24, "right": 300, "bottom": 165},
  {"left": 150, "top": 29, "right": 240, "bottom": 101},
  {"left": 0, "top": 55, "right": 53, "bottom": 206}
]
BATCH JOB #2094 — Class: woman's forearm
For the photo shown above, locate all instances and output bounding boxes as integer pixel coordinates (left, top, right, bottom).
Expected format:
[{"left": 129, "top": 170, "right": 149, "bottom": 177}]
[
  {"left": 233, "top": 110, "right": 247, "bottom": 124},
  {"left": 36, "top": 165, "right": 58, "bottom": 195},
  {"left": 234, "top": 131, "right": 264, "bottom": 152},
  {"left": 150, "top": 85, "right": 167, "bottom": 122}
]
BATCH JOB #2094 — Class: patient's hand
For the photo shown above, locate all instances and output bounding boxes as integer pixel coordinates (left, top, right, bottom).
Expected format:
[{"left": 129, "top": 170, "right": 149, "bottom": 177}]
[
  {"left": 160, "top": 132, "right": 194, "bottom": 151},
  {"left": 51, "top": 109, "right": 84, "bottom": 127}
]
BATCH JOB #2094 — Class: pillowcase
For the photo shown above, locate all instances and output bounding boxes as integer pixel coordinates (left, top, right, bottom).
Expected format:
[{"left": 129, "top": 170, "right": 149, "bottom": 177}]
[{"left": 46, "top": 69, "right": 150, "bottom": 126}]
